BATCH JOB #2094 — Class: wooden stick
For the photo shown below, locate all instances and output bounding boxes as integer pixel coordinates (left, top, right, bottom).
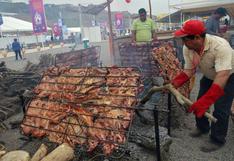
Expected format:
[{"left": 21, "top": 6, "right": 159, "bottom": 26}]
[
  {"left": 40, "top": 143, "right": 74, "bottom": 161},
  {"left": 140, "top": 86, "right": 166, "bottom": 104},
  {"left": 140, "top": 84, "right": 217, "bottom": 123},
  {"left": 31, "top": 144, "right": 48, "bottom": 161}
]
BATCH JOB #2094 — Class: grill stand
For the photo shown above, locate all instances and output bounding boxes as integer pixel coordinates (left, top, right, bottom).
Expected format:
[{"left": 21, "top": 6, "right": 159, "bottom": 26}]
[{"left": 154, "top": 93, "right": 171, "bottom": 161}]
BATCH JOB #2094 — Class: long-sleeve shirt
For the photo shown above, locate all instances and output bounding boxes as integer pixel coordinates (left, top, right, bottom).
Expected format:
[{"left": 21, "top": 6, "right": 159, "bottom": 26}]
[{"left": 12, "top": 41, "right": 21, "bottom": 51}]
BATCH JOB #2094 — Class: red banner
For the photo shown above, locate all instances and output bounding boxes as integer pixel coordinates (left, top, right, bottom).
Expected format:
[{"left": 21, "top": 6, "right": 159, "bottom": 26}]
[
  {"left": 29, "top": 0, "right": 47, "bottom": 34},
  {"left": 52, "top": 23, "right": 61, "bottom": 36},
  {"left": 115, "top": 13, "right": 123, "bottom": 30}
]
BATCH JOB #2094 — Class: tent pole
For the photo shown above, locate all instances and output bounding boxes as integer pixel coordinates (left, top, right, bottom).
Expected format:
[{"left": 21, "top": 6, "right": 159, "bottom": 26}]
[
  {"left": 149, "top": 0, "right": 152, "bottom": 18},
  {"left": 168, "top": 0, "right": 171, "bottom": 28},
  {"left": 41, "top": 34, "right": 44, "bottom": 49},
  {"left": 107, "top": 0, "right": 114, "bottom": 65},
  {"left": 36, "top": 35, "right": 39, "bottom": 46},
  {"left": 79, "top": 4, "right": 84, "bottom": 41}
]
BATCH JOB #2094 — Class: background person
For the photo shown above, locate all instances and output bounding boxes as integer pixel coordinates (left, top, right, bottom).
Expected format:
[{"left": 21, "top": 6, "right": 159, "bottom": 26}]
[
  {"left": 205, "top": 7, "right": 228, "bottom": 36},
  {"left": 131, "top": 8, "right": 157, "bottom": 43},
  {"left": 12, "top": 38, "right": 22, "bottom": 60}
]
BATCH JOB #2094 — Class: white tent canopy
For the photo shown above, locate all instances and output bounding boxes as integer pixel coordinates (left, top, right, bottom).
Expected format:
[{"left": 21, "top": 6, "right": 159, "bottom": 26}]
[
  {"left": 0, "top": 16, "right": 51, "bottom": 32},
  {"left": 171, "top": 0, "right": 234, "bottom": 17},
  {"left": 67, "top": 27, "right": 81, "bottom": 33}
]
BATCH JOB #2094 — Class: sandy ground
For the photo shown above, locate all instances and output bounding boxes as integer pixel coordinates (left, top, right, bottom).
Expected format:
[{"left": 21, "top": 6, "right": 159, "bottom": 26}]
[{"left": 1, "top": 42, "right": 234, "bottom": 161}]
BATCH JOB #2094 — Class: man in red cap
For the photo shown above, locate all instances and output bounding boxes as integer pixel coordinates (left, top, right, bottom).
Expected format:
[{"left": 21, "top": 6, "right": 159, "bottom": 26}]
[{"left": 171, "top": 19, "right": 234, "bottom": 152}]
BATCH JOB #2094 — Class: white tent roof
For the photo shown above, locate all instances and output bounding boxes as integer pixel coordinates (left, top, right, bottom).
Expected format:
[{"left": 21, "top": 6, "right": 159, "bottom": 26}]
[
  {"left": 171, "top": 0, "right": 234, "bottom": 17},
  {"left": 67, "top": 27, "right": 81, "bottom": 33},
  {"left": 0, "top": 16, "right": 33, "bottom": 32},
  {"left": 0, "top": 16, "right": 51, "bottom": 32}
]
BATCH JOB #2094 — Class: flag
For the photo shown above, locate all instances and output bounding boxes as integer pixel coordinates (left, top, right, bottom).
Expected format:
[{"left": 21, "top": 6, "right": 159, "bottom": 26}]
[
  {"left": 115, "top": 13, "right": 124, "bottom": 30},
  {"left": 52, "top": 23, "right": 61, "bottom": 36},
  {"left": 29, "top": 0, "right": 47, "bottom": 34}
]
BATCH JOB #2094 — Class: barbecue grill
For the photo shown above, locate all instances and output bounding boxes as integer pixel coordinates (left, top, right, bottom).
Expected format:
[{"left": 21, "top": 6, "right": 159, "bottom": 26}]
[
  {"left": 55, "top": 46, "right": 101, "bottom": 67},
  {"left": 21, "top": 66, "right": 145, "bottom": 159},
  {"left": 118, "top": 42, "right": 161, "bottom": 79}
]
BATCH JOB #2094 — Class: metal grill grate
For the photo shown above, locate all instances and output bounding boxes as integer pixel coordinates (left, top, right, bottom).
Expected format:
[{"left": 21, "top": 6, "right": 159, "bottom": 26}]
[
  {"left": 21, "top": 67, "right": 143, "bottom": 156},
  {"left": 55, "top": 46, "right": 101, "bottom": 67},
  {"left": 118, "top": 42, "right": 161, "bottom": 79}
]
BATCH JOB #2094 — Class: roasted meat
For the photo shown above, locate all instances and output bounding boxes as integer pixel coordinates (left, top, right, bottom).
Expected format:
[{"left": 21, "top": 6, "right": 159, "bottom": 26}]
[
  {"left": 152, "top": 44, "right": 193, "bottom": 97},
  {"left": 21, "top": 67, "right": 142, "bottom": 155}
]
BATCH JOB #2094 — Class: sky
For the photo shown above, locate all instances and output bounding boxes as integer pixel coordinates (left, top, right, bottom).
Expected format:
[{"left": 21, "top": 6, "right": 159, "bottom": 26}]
[{"left": 13, "top": 0, "right": 183, "bottom": 15}]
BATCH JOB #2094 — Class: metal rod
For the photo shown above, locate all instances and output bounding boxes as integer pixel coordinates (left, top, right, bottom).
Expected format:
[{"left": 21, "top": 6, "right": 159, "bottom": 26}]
[
  {"left": 27, "top": 106, "right": 132, "bottom": 122},
  {"left": 40, "top": 81, "right": 139, "bottom": 88},
  {"left": 21, "top": 123, "right": 125, "bottom": 145},
  {"left": 30, "top": 98, "right": 160, "bottom": 111},
  {"left": 45, "top": 74, "right": 140, "bottom": 78},
  {"left": 34, "top": 89, "right": 137, "bottom": 98},
  {"left": 167, "top": 93, "right": 171, "bottom": 136},
  {"left": 107, "top": 0, "right": 115, "bottom": 64},
  {"left": 153, "top": 107, "right": 161, "bottom": 161}
]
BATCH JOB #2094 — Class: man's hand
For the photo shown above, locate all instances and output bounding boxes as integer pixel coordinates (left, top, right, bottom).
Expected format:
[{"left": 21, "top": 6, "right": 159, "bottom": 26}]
[
  {"left": 188, "top": 100, "right": 210, "bottom": 118},
  {"left": 188, "top": 83, "right": 224, "bottom": 118},
  {"left": 171, "top": 71, "right": 190, "bottom": 88}
]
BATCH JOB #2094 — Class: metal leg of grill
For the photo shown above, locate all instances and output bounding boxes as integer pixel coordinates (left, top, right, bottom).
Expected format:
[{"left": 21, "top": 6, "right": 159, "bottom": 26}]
[
  {"left": 154, "top": 107, "right": 161, "bottom": 161},
  {"left": 153, "top": 93, "right": 172, "bottom": 161},
  {"left": 167, "top": 93, "right": 171, "bottom": 136}
]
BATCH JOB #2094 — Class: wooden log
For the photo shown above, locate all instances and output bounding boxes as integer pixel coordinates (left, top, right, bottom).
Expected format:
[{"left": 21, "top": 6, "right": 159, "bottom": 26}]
[
  {"left": 40, "top": 143, "right": 74, "bottom": 161},
  {"left": 0, "top": 151, "right": 6, "bottom": 158},
  {"left": 31, "top": 144, "right": 48, "bottom": 161},
  {"left": 0, "top": 150, "right": 30, "bottom": 161}
]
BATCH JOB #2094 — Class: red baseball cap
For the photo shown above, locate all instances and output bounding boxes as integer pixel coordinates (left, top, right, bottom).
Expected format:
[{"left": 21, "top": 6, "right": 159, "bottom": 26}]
[{"left": 174, "top": 20, "right": 206, "bottom": 37}]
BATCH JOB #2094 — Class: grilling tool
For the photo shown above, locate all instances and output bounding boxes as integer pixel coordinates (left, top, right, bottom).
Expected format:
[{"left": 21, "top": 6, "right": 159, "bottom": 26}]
[{"left": 138, "top": 83, "right": 217, "bottom": 123}]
